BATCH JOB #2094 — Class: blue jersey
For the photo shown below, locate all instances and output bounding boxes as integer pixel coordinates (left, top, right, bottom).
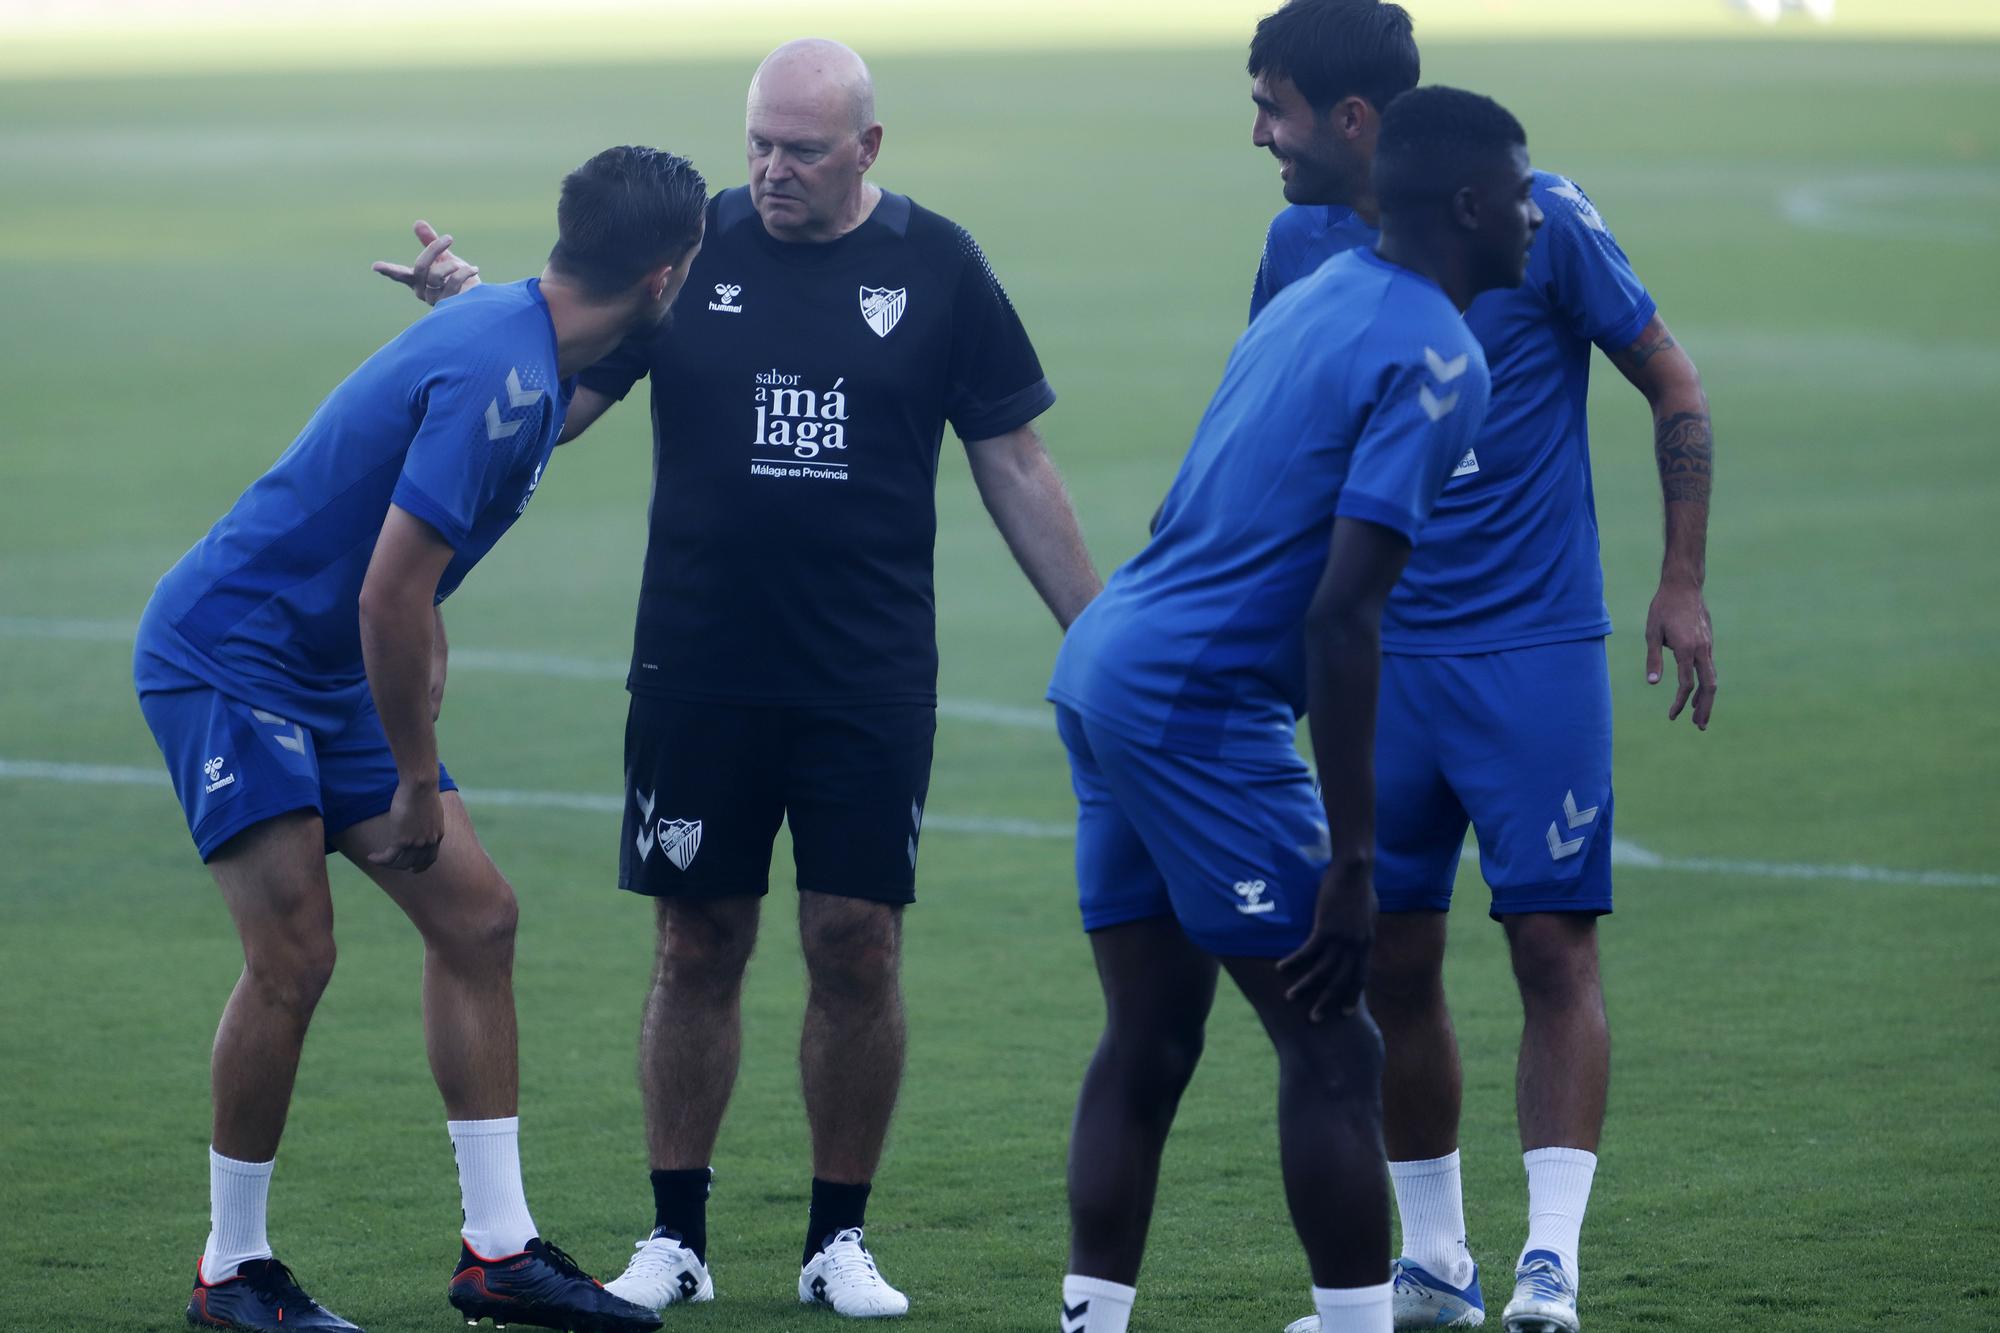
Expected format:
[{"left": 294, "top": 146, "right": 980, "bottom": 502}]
[
  {"left": 1250, "top": 172, "right": 1656, "bottom": 654},
  {"left": 1049, "top": 249, "right": 1490, "bottom": 757},
  {"left": 136, "top": 279, "right": 573, "bottom": 732}
]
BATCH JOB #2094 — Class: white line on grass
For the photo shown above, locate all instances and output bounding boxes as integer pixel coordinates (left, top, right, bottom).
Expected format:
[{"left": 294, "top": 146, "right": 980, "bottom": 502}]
[
  {"left": 4, "top": 757, "right": 1995, "bottom": 889},
  {"left": 0, "top": 758, "right": 1073, "bottom": 841},
  {"left": 0, "top": 616, "right": 1053, "bottom": 732}
]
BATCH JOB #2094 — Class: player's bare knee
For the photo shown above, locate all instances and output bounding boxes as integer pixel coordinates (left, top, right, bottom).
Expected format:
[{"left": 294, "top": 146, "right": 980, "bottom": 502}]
[
  {"left": 1102, "top": 1018, "right": 1204, "bottom": 1106},
  {"left": 1366, "top": 912, "right": 1448, "bottom": 1012},
  {"left": 243, "top": 931, "right": 336, "bottom": 1017},
  {"left": 1505, "top": 913, "right": 1601, "bottom": 1009},
  {"left": 656, "top": 899, "right": 758, "bottom": 992},
  {"left": 801, "top": 900, "right": 901, "bottom": 1005},
  {"left": 1279, "top": 1008, "right": 1385, "bottom": 1102}
]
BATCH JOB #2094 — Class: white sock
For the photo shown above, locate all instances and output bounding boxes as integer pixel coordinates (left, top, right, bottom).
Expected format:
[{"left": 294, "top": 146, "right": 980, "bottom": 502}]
[
  {"left": 202, "top": 1149, "right": 274, "bottom": 1283},
  {"left": 1520, "top": 1146, "right": 1597, "bottom": 1281},
  {"left": 1389, "top": 1151, "right": 1474, "bottom": 1287},
  {"left": 1312, "top": 1279, "right": 1393, "bottom": 1332},
  {"left": 1061, "top": 1274, "right": 1135, "bottom": 1333},
  {"left": 448, "top": 1117, "right": 538, "bottom": 1257}
]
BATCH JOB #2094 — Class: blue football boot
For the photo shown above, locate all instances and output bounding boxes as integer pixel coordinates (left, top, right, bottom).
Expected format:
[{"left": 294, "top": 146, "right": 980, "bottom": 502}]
[
  {"left": 448, "top": 1236, "right": 662, "bottom": 1331},
  {"left": 186, "top": 1256, "right": 364, "bottom": 1331}
]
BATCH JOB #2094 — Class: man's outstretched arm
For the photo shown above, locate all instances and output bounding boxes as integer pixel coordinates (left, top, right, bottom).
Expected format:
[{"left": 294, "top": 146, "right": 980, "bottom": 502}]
[
  {"left": 1607, "top": 313, "right": 1718, "bottom": 729},
  {"left": 1280, "top": 516, "right": 1413, "bottom": 1023},
  {"left": 964, "top": 423, "right": 1101, "bottom": 629},
  {"left": 372, "top": 221, "right": 618, "bottom": 445}
]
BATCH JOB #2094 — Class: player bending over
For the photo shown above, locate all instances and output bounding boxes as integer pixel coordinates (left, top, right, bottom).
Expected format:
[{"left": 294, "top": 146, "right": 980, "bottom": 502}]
[
  {"left": 1045, "top": 87, "right": 1540, "bottom": 1333},
  {"left": 134, "top": 146, "right": 704, "bottom": 1333}
]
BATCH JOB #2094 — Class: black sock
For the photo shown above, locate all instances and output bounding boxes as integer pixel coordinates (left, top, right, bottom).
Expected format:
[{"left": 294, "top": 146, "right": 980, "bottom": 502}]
[
  {"left": 805, "top": 1178, "right": 872, "bottom": 1266},
  {"left": 650, "top": 1167, "right": 713, "bottom": 1264}
]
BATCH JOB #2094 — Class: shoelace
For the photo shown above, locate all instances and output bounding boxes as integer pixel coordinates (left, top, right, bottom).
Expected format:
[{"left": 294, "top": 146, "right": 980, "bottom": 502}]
[
  {"left": 1516, "top": 1258, "right": 1572, "bottom": 1299},
  {"left": 819, "top": 1229, "right": 884, "bottom": 1284},
  {"left": 625, "top": 1235, "right": 688, "bottom": 1277},
  {"left": 241, "top": 1259, "right": 312, "bottom": 1304},
  {"left": 535, "top": 1240, "right": 592, "bottom": 1282}
]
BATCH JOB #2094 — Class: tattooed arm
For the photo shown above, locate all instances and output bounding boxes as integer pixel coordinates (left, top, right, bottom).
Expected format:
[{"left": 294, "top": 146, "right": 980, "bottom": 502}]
[{"left": 1607, "top": 314, "right": 1718, "bottom": 729}]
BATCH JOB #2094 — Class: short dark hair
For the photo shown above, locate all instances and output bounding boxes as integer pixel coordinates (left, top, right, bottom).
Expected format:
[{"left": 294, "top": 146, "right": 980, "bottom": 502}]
[
  {"left": 1246, "top": 0, "right": 1420, "bottom": 115},
  {"left": 548, "top": 146, "right": 707, "bottom": 297},
  {"left": 1373, "top": 85, "right": 1527, "bottom": 212}
]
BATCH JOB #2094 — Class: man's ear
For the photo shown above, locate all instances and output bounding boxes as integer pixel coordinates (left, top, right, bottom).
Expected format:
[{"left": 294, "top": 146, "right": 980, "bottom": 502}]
[
  {"left": 1450, "top": 183, "right": 1481, "bottom": 233},
  {"left": 644, "top": 261, "right": 676, "bottom": 304},
  {"left": 1337, "top": 95, "right": 1374, "bottom": 143},
  {"left": 858, "top": 123, "right": 884, "bottom": 174}
]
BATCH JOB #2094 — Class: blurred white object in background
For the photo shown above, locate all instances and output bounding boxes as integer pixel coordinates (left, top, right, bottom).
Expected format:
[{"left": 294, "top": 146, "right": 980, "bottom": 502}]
[{"left": 1733, "top": 0, "right": 1834, "bottom": 22}]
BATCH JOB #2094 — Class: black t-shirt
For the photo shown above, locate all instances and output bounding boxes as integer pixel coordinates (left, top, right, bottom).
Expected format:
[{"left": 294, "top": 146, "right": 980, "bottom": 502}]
[{"left": 582, "top": 186, "right": 1055, "bottom": 706}]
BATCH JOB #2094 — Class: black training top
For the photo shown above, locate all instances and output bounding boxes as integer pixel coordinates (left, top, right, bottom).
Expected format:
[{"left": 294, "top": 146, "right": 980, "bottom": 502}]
[{"left": 581, "top": 186, "right": 1055, "bottom": 706}]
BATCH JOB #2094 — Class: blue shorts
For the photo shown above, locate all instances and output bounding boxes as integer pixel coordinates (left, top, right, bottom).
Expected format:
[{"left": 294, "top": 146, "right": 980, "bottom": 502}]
[
  {"left": 1374, "top": 638, "right": 1613, "bottom": 918},
  {"left": 1058, "top": 705, "right": 1329, "bottom": 958},
  {"left": 136, "top": 683, "right": 456, "bottom": 862}
]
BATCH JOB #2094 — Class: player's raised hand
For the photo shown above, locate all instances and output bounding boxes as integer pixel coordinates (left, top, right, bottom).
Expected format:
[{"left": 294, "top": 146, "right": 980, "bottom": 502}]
[
  {"left": 1645, "top": 580, "right": 1717, "bottom": 729},
  {"left": 371, "top": 220, "right": 480, "bottom": 306},
  {"left": 368, "top": 779, "right": 446, "bottom": 873},
  {"left": 1277, "top": 861, "right": 1376, "bottom": 1023}
]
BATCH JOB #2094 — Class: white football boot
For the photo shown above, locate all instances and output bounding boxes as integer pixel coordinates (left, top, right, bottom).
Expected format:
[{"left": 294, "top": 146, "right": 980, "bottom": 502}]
[
  {"left": 603, "top": 1230, "right": 714, "bottom": 1310},
  {"left": 798, "top": 1228, "right": 909, "bottom": 1318}
]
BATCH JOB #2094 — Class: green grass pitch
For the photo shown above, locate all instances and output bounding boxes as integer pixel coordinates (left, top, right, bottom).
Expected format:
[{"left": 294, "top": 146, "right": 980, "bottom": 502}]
[{"left": 2, "top": 31, "right": 1998, "bottom": 1332}]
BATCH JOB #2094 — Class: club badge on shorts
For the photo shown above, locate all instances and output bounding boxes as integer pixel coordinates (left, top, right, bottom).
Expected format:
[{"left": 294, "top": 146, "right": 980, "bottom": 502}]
[{"left": 859, "top": 286, "right": 907, "bottom": 338}]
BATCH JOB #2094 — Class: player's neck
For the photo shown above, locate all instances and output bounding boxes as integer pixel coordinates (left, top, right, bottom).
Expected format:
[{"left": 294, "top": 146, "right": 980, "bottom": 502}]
[
  {"left": 1372, "top": 230, "right": 1474, "bottom": 311},
  {"left": 538, "top": 271, "right": 642, "bottom": 378}
]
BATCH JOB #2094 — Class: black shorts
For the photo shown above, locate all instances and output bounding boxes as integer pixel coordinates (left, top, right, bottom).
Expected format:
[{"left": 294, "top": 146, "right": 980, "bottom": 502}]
[{"left": 618, "top": 695, "right": 937, "bottom": 904}]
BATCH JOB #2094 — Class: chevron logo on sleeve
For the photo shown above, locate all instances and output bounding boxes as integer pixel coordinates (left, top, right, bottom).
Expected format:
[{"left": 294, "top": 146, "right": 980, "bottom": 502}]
[{"left": 484, "top": 367, "right": 543, "bottom": 441}]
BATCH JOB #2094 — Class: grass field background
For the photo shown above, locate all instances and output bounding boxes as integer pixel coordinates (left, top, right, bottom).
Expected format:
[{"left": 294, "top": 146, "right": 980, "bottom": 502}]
[{"left": 2, "top": 15, "right": 1998, "bottom": 1333}]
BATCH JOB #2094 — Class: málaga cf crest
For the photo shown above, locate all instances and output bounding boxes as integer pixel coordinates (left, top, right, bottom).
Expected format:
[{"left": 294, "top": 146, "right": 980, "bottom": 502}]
[
  {"left": 656, "top": 818, "right": 703, "bottom": 872},
  {"left": 859, "top": 286, "right": 907, "bottom": 338}
]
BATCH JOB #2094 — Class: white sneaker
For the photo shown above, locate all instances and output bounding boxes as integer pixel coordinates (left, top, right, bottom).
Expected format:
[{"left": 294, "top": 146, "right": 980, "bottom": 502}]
[
  {"left": 603, "top": 1230, "right": 714, "bottom": 1310},
  {"left": 798, "top": 1227, "right": 909, "bottom": 1318},
  {"left": 1282, "top": 1318, "right": 1320, "bottom": 1333}
]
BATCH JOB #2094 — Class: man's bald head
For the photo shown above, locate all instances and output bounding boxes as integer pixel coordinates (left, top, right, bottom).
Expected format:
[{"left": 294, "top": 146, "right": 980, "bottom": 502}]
[
  {"left": 744, "top": 37, "right": 885, "bottom": 243},
  {"left": 749, "top": 38, "right": 876, "bottom": 135}
]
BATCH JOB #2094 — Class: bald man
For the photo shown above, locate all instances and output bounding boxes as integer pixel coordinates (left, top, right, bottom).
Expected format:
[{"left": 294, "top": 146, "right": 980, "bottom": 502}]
[{"left": 378, "top": 39, "right": 1099, "bottom": 1319}]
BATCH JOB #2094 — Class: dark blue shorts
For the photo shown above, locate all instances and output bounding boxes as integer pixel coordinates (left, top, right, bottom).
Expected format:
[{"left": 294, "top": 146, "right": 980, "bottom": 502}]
[
  {"left": 1374, "top": 638, "right": 1613, "bottom": 918},
  {"left": 136, "top": 683, "right": 455, "bottom": 862},
  {"left": 1059, "top": 705, "right": 1330, "bottom": 958}
]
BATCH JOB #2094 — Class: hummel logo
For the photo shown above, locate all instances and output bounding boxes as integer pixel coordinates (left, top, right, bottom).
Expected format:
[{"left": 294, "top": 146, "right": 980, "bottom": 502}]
[
  {"left": 709, "top": 282, "right": 744, "bottom": 313},
  {"left": 1419, "top": 384, "right": 1461, "bottom": 421},
  {"left": 1546, "top": 789, "right": 1600, "bottom": 860},
  {"left": 1233, "top": 879, "right": 1277, "bottom": 916},
  {"left": 505, "top": 368, "right": 541, "bottom": 409},
  {"left": 1547, "top": 178, "right": 1609, "bottom": 234},
  {"left": 1425, "top": 346, "right": 1471, "bottom": 382},
  {"left": 634, "top": 789, "right": 658, "bottom": 861},
  {"left": 1062, "top": 1297, "right": 1090, "bottom": 1332},
  {"left": 201, "top": 755, "right": 235, "bottom": 794},
  {"left": 483, "top": 367, "right": 543, "bottom": 441},
  {"left": 250, "top": 708, "right": 306, "bottom": 755}
]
